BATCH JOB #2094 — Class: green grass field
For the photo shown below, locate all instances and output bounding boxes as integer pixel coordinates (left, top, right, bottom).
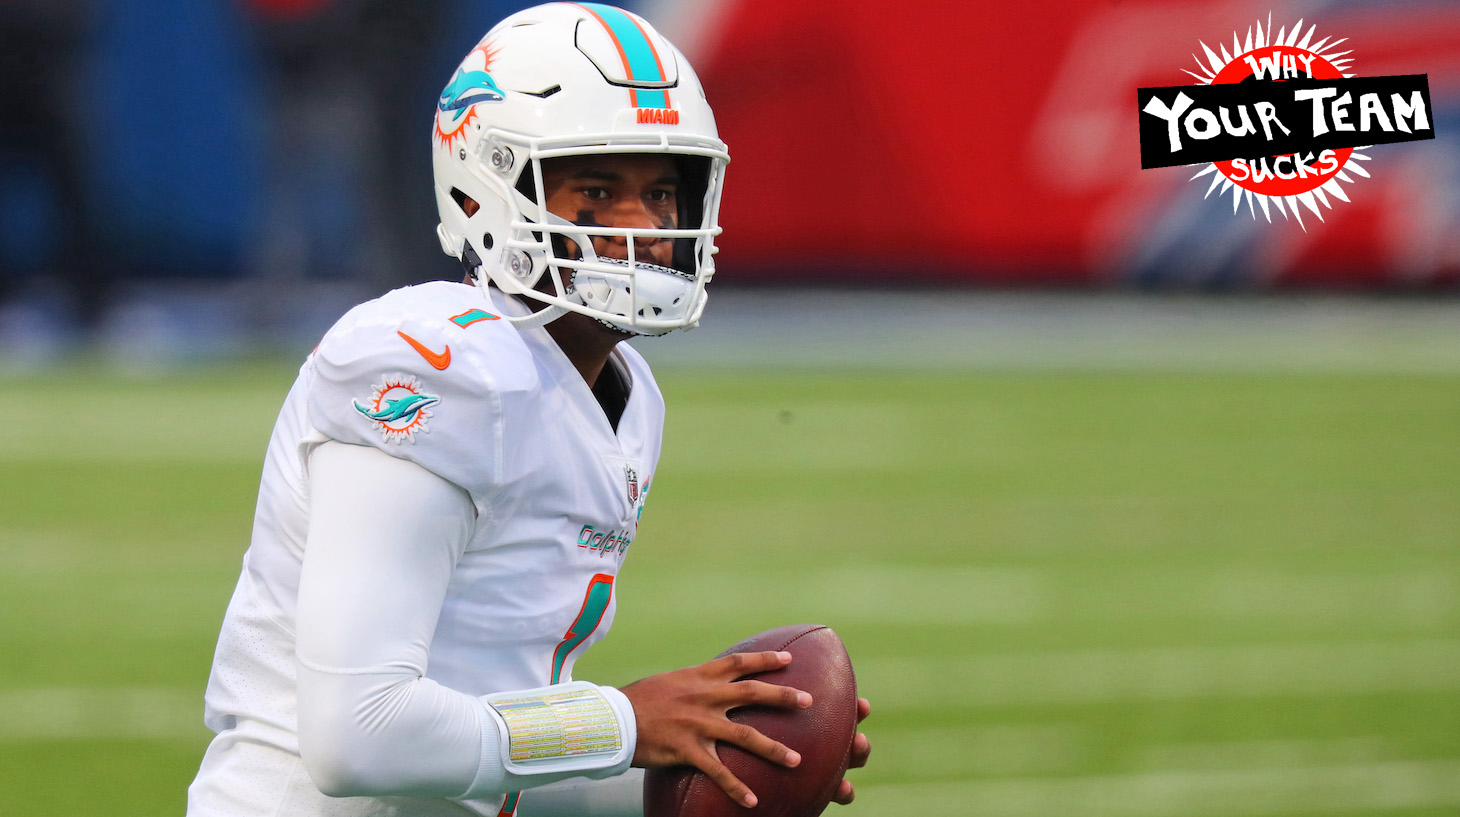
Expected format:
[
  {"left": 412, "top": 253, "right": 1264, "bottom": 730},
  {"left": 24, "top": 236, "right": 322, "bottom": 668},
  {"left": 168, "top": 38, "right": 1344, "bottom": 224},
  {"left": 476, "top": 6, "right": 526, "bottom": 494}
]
[{"left": 2, "top": 359, "right": 1457, "bottom": 815}]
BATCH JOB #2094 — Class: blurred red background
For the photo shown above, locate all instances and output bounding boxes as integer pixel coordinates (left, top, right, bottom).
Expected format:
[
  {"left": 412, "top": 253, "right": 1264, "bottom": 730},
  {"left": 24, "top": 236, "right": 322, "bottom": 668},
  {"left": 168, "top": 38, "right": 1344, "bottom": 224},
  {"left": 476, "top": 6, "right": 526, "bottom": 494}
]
[{"left": 684, "top": 0, "right": 1460, "bottom": 287}]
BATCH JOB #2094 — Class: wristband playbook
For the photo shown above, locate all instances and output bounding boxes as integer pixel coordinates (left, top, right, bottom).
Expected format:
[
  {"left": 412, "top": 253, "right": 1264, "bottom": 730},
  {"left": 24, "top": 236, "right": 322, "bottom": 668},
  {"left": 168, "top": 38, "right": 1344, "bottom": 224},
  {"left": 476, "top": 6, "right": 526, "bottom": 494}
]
[{"left": 482, "top": 682, "right": 633, "bottom": 776}]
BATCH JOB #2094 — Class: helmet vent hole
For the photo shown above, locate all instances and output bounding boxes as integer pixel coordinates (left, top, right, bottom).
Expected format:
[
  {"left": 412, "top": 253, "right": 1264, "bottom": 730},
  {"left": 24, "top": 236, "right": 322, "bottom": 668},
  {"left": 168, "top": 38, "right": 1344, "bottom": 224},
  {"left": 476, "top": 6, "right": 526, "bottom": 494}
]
[
  {"left": 450, "top": 188, "right": 478, "bottom": 216},
  {"left": 482, "top": 234, "right": 494, "bottom": 250}
]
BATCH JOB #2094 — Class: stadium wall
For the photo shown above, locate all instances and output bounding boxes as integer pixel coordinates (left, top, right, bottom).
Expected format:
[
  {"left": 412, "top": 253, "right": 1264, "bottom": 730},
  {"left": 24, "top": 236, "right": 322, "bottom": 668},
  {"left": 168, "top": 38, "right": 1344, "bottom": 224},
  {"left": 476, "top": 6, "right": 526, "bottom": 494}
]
[{"left": 656, "top": 0, "right": 1460, "bottom": 288}]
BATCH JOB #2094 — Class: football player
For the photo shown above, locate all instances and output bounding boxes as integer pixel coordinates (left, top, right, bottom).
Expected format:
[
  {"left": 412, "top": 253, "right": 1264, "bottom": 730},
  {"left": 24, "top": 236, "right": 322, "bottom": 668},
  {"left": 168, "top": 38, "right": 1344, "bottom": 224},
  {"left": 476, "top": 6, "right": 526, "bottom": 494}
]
[{"left": 187, "top": 4, "right": 869, "bottom": 816}]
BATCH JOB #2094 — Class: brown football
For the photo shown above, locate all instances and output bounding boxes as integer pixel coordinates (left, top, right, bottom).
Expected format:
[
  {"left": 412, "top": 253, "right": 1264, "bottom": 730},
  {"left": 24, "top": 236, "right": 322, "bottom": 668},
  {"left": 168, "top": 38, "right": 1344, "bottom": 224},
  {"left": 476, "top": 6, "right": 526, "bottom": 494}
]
[{"left": 643, "top": 624, "right": 858, "bottom": 817}]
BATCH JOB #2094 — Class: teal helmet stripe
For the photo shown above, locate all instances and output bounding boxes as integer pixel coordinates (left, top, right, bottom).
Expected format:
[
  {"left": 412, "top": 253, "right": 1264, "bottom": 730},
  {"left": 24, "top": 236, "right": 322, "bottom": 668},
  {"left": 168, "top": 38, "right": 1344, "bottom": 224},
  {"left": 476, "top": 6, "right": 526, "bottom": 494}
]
[
  {"left": 576, "top": 2, "right": 672, "bottom": 108},
  {"left": 633, "top": 88, "right": 669, "bottom": 109}
]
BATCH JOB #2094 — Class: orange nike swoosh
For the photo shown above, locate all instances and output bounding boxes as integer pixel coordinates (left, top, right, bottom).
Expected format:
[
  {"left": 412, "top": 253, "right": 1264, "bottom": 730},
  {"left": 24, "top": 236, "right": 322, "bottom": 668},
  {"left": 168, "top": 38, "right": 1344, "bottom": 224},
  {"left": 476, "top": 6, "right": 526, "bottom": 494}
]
[{"left": 398, "top": 330, "right": 451, "bottom": 370}]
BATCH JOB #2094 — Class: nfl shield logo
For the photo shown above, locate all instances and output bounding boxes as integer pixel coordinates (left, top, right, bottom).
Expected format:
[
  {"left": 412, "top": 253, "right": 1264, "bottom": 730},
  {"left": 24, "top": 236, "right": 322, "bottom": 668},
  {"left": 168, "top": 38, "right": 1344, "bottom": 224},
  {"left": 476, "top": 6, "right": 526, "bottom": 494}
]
[{"left": 625, "top": 466, "right": 639, "bottom": 505}]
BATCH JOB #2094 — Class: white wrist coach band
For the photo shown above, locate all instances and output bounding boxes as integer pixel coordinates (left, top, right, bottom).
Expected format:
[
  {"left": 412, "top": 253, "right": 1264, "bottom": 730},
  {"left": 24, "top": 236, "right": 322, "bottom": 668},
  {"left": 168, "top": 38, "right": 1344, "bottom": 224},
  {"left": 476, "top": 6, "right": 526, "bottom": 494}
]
[{"left": 481, "top": 682, "right": 634, "bottom": 776}]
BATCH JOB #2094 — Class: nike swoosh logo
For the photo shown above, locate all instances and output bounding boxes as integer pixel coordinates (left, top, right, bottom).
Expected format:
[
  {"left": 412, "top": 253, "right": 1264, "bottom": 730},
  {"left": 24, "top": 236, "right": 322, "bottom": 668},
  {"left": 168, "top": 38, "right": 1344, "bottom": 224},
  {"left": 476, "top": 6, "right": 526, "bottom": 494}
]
[{"left": 398, "top": 330, "right": 451, "bottom": 370}]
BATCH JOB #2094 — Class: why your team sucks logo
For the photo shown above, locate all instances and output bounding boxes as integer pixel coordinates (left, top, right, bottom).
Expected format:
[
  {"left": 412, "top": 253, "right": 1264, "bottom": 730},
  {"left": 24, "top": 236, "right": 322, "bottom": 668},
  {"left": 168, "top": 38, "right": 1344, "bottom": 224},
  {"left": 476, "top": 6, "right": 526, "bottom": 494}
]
[{"left": 1137, "top": 14, "right": 1434, "bottom": 228}]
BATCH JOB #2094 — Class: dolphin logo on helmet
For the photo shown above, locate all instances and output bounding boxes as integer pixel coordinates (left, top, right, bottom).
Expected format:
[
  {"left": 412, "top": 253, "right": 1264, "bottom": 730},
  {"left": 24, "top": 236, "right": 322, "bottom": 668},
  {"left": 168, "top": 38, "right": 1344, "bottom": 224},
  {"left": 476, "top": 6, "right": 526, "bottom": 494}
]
[{"left": 439, "top": 67, "right": 506, "bottom": 118}]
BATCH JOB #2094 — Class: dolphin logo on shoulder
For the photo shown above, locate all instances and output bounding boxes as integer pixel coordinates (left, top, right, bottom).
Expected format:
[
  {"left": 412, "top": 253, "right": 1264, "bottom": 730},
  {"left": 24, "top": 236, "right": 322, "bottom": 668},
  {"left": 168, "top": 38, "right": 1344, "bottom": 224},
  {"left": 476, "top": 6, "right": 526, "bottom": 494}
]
[
  {"left": 354, "top": 393, "right": 440, "bottom": 423},
  {"left": 353, "top": 374, "right": 441, "bottom": 444},
  {"left": 440, "top": 68, "right": 506, "bottom": 119}
]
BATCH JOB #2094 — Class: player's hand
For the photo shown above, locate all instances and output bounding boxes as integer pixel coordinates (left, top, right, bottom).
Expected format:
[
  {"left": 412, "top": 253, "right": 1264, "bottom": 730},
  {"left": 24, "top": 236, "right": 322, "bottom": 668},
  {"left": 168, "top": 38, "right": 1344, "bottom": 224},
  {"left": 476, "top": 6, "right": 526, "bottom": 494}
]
[
  {"left": 831, "top": 697, "right": 872, "bottom": 805},
  {"left": 621, "top": 650, "right": 812, "bottom": 808}
]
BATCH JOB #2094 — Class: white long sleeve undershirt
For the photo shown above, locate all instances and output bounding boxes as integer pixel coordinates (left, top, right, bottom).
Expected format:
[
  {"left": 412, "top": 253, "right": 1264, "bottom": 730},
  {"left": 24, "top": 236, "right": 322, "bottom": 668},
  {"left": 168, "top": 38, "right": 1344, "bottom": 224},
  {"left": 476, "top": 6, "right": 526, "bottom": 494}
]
[
  {"left": 294, "top": 441, "right": 641, "bottom": 808},
  {"left": 516, "top": 770, "right": 646, "bottom": 816}
]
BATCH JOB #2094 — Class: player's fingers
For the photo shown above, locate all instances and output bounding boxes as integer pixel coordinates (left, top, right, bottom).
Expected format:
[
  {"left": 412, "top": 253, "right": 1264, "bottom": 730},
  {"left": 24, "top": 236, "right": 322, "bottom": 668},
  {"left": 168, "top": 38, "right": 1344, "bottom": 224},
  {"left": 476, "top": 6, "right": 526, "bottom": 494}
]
[
  {"left": 693, "top": 749, "right": 760, "bottom": 808},
  {"left": 832, "top": 778, "right": 855, "bottom": 805},
  {"left": 856, "top": 697, "right": 871, "bottom": 722},
  {"left": 720, "top": 678, "right": 811, "bottom": 710},
  {"left": 714, "top": 719, "right": 802, "bottom": 768},
  {"left": 710, "top": 650, "right": 791, "bottom": 679},
  {"left": 848, "top": 732, "right": 871, "bottom": 768}
]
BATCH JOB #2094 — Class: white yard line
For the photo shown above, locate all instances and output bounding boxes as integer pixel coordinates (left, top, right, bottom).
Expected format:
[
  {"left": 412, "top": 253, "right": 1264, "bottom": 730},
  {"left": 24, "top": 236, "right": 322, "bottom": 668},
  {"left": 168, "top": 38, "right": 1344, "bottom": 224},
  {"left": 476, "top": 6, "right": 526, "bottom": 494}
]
[
  {"left": 859, "top": 639, "right": 1460, "bottom": 708},
  {"left": 639, "top": 290, "right": 1460, "bottom": 372},
  {"left": 856, "top": 759, "right": 1460, "bottom": 816},
  {"left": 643, "top": 566, "right": 1455, "bottom": 627},
  {"left": 651, "top": 565, "right": 1050, "bottom": 624},
  {"left": 1133, "top": 737, "right": 1401, "bottom": 773},
  {"left": 872, "top": 728, "right": 1418, "bottom": 782},
  {"left": 0, "top": 687, "right": 205, "bottom": 741},
  {"left": 871, "top": 723, "right": 1090, "bottom": 779}
]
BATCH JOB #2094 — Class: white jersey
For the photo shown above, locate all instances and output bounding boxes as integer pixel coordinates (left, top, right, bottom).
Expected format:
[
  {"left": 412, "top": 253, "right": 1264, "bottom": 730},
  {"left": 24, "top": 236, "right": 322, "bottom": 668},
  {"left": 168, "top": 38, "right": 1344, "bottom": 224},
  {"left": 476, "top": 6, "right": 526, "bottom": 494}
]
[{"left": 189, "top": 282, "right": 664, "bottom": 816}]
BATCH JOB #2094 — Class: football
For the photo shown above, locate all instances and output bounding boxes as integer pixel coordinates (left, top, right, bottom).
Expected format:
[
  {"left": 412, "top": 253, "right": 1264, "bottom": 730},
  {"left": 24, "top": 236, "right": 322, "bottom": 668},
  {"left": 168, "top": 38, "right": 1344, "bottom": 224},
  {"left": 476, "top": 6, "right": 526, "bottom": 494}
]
[{"left": 643, "top": 624, "right": 858, "bottom": 817}]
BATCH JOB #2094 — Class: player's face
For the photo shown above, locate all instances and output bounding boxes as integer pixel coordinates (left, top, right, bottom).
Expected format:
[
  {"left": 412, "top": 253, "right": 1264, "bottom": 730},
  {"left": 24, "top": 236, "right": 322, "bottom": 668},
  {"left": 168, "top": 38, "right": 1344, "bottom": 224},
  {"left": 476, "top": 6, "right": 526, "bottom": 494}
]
[{"left": 540, "top": 154, "right": 680, "bottom": 268}]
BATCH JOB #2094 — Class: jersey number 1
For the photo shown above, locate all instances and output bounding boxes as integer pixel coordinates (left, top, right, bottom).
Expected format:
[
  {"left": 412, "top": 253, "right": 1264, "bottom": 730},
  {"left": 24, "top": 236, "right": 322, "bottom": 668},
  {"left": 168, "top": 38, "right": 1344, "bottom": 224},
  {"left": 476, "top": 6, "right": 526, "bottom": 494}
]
[{"left": 497, "top": 573, "right": 616, "bottom": 817}]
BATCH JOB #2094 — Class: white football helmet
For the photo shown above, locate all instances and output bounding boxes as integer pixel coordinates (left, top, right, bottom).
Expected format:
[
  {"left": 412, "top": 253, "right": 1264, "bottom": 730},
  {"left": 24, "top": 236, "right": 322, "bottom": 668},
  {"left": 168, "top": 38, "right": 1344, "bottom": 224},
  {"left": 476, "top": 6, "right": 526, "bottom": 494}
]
[{"left": 431, "top": 2, "right": 729, "bottom": 335}]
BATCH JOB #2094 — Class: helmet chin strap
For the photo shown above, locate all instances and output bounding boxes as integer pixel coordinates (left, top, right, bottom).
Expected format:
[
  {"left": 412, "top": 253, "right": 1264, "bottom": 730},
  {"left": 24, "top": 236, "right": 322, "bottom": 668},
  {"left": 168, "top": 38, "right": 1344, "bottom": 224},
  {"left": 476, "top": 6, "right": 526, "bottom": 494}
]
[
  {"left": 447, "top": 224, "right": 574, "bottom": 329},
  {"left": 481, "top": 282, "right": 570, "bottom": 329},
  {"left": 469, "top": 214, "right": 693, "bottom": 335},
  {"left": 544, "top": 216, "right": 659, "bottom": 336},
  {"left": 555, "top": 217, "right": 700, "bottom": 336}
]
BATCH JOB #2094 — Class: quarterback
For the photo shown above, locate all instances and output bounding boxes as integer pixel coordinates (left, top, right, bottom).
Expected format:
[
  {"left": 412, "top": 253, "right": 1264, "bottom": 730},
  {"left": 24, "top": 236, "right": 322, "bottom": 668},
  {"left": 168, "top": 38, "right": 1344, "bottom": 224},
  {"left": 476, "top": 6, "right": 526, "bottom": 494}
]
[{"left": 187, "top": 4, "right": 869, "bottom": 816}]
